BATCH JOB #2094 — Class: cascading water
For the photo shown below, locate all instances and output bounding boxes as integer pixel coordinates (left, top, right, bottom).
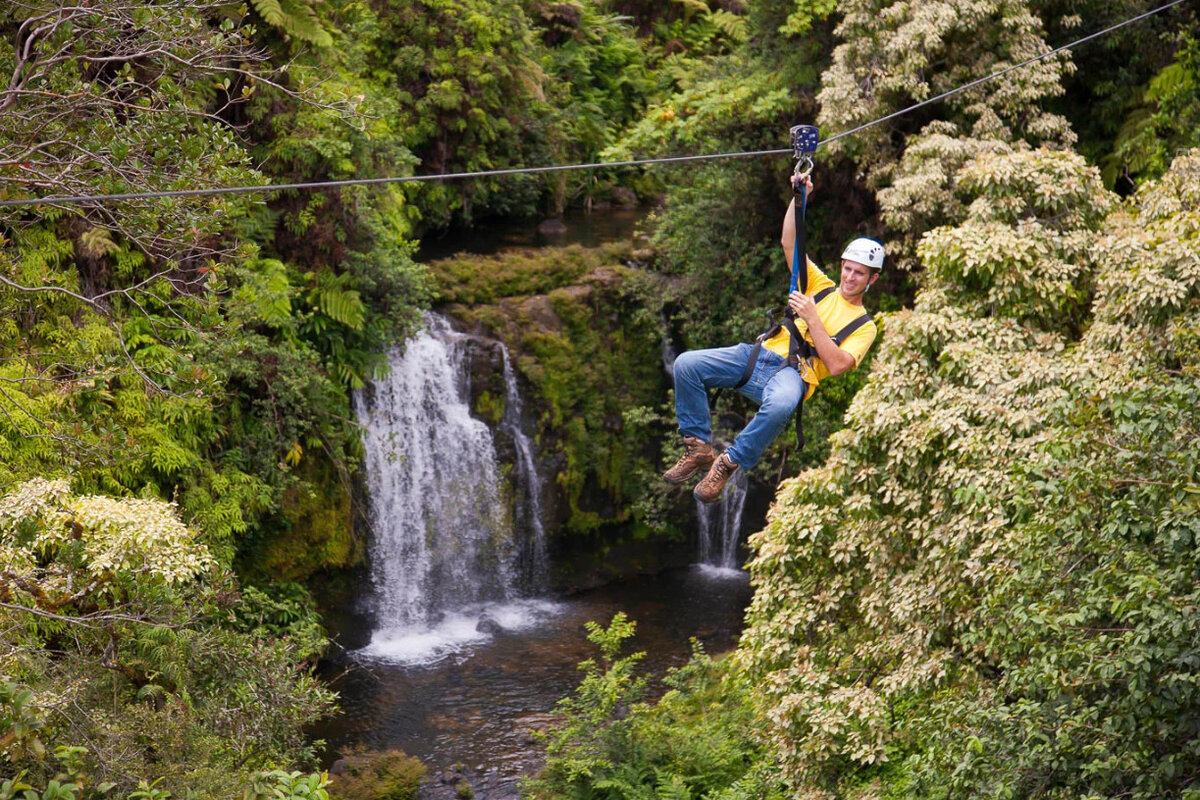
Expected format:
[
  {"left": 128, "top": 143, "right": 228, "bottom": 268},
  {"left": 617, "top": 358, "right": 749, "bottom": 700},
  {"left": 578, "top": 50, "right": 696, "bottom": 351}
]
[
  {"left": 696, "top": 466, "right": 747, "bottom": 571},
  {"left": 498, "top": 347, "right": 549, "bottom": 592},
  {"left": 660, "top": 309, "right": 679, "bottom": 380},
  {"left": 353, "top": 313, "right": 555, "bottom": 664}
]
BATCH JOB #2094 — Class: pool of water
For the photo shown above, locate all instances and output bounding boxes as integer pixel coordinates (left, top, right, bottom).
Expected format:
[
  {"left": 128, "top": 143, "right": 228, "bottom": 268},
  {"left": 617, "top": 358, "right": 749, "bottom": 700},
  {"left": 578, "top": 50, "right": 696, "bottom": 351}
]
[
  {"left": 416, "top": 205, "right": 647, "bottom": 261},
  {"left": 315, "top": 565, "right": 752, "bottom": 799}
]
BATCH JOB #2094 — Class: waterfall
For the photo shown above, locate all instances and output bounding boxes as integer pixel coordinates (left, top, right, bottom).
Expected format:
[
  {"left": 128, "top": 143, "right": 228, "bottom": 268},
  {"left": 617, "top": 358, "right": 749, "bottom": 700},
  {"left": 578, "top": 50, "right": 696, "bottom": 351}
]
[
  {"left": 695, "top": 466, "right": 747, "bottom": 570},
  {"left": 660, "top": 309, "right": 678, "bottom": 380},
  {"left": 353, "top": 313, "right": 555, "bottom": 665},
  {"left": 498, "top": 346, "right": 549, "bottom": 591}
]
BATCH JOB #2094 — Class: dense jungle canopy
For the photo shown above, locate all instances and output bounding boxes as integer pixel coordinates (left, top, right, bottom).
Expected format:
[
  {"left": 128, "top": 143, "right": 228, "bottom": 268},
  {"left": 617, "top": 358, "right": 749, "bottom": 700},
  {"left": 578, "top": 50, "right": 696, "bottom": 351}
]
[{"left": 1, "top": 0, "right": 1198, "bottom": 798}]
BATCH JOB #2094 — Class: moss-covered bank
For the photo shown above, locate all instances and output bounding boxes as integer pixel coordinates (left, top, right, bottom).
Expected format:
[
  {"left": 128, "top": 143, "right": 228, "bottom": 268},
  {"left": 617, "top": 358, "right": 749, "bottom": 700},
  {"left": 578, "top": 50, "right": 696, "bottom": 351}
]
[{"left": 431, "top": 243, "right": 699, "bottom": 580}]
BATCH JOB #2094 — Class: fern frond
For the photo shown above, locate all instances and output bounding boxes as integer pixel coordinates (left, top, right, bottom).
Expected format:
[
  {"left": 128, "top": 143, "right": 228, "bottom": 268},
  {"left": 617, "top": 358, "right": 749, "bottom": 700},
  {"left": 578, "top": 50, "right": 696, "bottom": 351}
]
[
  {"left": 279, "top": 0, "right": 333, "bottom": 48},
  {"left": 708, "top": 10, "right": 747, "bottom": 44},
  {"left": 249, "top": 0, "right": 286, "bottom": 28},
  {"left": 249, "top": 0, "right": 332, "bottom": 47}
]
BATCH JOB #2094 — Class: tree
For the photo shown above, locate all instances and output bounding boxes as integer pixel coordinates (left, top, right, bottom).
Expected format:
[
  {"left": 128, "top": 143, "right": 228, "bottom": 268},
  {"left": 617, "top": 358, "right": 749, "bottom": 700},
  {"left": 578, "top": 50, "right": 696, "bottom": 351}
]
[
  {"left": 820, "top": 0, "right": 1076, "bottom": 265},
  {"left": 0, "top": 0, "right": 385, "bottom": 571},
  {"left": 738, "top": 136, "right": 1200, "bottom": 796},
  {"left": 0, "top": 478, "right": 335, "bottom": 798}
]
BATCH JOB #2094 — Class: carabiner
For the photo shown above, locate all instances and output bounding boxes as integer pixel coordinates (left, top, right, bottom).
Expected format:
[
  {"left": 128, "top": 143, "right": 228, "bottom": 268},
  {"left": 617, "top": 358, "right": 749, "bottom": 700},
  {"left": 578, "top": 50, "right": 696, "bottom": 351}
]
[{"left": 792, "top": 155, "right": 814, "bottom": 185}]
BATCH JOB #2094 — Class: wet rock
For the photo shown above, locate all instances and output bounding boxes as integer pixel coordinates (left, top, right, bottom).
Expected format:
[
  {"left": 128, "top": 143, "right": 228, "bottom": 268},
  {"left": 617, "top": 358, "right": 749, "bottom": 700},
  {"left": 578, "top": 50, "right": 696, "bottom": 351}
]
[
  {"left": 537, "top": 217, "right": 568, "bottom": 235},
  {"left": 476, "top": 614, "right": 503, "bottom": 635},
  {"left": 610, "top": 187, "right": 638, "bottom": 208},
  {"left": 519, "top": 295, "right": 563, "bottom": 332}
]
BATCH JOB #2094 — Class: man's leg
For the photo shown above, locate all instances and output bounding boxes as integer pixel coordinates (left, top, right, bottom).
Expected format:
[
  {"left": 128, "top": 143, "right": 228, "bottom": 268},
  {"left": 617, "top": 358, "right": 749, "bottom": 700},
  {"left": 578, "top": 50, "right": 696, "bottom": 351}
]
[
  {"left": 725, "top": 367, "right": 806, "bottom": 469},
  {"left": 672, "top": 343, "right": 754, "bottom": 441},
  {"left": 664, "top": 344, "right": 752, "bottom": 484}
]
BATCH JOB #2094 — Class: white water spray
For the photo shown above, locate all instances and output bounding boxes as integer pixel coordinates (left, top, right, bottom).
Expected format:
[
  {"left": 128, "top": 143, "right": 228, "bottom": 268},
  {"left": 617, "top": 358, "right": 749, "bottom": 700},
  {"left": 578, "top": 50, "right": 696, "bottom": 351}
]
[
  {"left": 695, "top": 467, "right": 747, "bottom": 570},
  {"left": 354, "top": 314, "right": 555, "bottom": 664}
]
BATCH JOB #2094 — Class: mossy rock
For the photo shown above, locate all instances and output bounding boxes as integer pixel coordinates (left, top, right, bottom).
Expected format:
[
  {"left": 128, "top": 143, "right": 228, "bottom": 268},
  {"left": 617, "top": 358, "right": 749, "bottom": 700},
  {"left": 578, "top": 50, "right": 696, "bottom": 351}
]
[
  {"left": 429, "top": 242, "right": 633, "bottom": 304},
  {"left": 327, "top": 748, "right": 426, "bottom": 800},
  {"left": 438, "top": 245, "right": 676, "bottom": 541},
  {"left": 237, "top": 459, "right": 361, "bottom": 583}
]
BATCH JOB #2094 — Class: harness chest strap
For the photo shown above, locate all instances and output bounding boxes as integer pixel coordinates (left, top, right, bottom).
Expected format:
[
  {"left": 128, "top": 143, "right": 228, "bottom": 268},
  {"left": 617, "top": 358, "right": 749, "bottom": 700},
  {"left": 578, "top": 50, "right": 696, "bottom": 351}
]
[
  {"left": 727, "top": 289, "right": 872, "bottom": 450},
  {"left": 733, "top": 286, "right": 867, "bottom": 389}
]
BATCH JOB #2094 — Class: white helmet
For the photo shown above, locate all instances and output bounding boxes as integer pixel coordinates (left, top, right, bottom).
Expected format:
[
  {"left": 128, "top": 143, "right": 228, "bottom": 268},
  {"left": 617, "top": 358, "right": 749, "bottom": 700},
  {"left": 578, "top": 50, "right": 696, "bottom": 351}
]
[{"left": 841, "top": 237, "right": 885, "bottom": 270}]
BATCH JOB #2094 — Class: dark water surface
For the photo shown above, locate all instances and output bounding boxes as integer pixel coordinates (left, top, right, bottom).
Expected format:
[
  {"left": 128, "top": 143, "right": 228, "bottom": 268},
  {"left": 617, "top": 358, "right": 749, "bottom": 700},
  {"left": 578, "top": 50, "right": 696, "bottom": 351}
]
[
  {"left": 416, "top": 205, "right": 647, "bottom": 260},
  {"left": 316, "top": 566, "right": 752, "bottom": 798}
]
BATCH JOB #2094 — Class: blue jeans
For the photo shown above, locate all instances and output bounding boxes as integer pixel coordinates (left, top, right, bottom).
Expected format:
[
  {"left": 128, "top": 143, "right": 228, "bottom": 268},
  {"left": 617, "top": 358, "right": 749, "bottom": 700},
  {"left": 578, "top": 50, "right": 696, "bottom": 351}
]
[{"left": 673, "top": 344, "right": 807, "bottom": 469}]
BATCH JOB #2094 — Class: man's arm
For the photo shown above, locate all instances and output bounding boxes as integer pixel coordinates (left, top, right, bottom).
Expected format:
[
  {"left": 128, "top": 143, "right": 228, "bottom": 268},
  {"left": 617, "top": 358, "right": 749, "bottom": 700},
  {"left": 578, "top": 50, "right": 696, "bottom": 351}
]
[
  {"left": 787, "top": 291, "right": 856, "bottom": 376},
  {"left": 780, "top": 175, "right": 814, "bottom": 272}
]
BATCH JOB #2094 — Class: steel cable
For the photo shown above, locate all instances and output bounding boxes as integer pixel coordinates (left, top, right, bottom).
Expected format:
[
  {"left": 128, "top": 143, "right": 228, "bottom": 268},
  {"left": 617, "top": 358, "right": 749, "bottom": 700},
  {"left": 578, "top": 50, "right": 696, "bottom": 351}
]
[{"left": 0, "top": 0, "right": 1185, "bottom": 209}]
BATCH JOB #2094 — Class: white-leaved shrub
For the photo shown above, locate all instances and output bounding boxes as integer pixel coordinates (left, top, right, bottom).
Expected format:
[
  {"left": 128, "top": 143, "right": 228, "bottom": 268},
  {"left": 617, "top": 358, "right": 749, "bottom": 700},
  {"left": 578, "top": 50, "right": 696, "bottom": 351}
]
[
  {"left": 0, "top": 477, "right": 215, "bottom": 591},
  {"left": 739, "top": 142, "right": 1200, "bottom": 798}
]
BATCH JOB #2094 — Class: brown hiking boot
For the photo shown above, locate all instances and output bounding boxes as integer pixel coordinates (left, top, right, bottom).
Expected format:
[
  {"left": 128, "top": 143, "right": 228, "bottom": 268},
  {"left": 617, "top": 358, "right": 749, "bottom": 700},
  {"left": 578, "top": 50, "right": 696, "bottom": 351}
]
[
  {"left": 662, "top": 436, "right": 715, "bottom": 484},
  {"left": 694, "top": 453, "right": 738, "bottom": 503}
]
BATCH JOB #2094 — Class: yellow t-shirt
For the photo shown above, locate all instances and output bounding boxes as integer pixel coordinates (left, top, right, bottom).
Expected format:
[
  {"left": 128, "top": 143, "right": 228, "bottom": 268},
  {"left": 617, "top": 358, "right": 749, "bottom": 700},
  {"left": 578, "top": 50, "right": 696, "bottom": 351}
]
[{"left": 762, "top": 258, "right": 877, "bottom": 398}]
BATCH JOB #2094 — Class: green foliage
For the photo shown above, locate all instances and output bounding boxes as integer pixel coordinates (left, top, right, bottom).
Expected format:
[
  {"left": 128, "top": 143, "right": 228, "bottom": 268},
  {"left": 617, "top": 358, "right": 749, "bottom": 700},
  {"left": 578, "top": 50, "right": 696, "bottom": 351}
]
[
  {"left": 225, "top": 582, "right": 328, "bottom": 662},
  {"left": 525, "top": 616, "right": 782, "bottom": 800},
  {"left": 0, "top": 483, "right": 335, "bottom": 799},
  {"left": 1037, "top": 0, "right": 1193, "bottom": 190},
  {"left": 325, "top": 749, "right": 425, "bottom": 800},
  {"left": 1103, "top": 34, "right": 1200, "bottom": 187},
  {"left": 647, "top": 161, "right": 784, "bottom": 346},
  {"left": 903, "top": 372, "right": 1200, "bottom": 800},
  {"left": 536, "top": 3, "right": 654, "bottom": 210},
  {"left": 243, "top": 771, "right": 331, "bottom": 800},
  {"left": 525, "top": 613, "right": 651, "bottom": 799},
  {"left": 430, "top": 245, "right": 611, "bottom": 304},
  {"left": 249, "top": 0, "right": 334, "bottom": 47}
]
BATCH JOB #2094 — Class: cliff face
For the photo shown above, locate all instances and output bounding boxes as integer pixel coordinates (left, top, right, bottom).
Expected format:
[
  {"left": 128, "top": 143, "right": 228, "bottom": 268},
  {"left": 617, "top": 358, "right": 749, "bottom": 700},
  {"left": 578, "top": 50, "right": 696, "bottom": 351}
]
[{"left": 432, "top": 244, "right": 711, "bottom": 588}]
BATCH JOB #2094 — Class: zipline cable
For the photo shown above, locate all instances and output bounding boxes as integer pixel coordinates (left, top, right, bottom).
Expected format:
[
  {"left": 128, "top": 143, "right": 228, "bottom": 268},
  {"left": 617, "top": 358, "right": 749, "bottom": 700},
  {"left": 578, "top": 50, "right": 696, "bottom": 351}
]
[{"left": 0, "top": 0, "right": 1185, "bottom": 210}]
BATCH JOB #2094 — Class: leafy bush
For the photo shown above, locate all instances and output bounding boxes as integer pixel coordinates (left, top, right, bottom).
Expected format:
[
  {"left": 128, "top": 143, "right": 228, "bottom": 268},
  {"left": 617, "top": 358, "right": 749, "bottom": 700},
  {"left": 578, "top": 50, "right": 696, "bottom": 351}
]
[
  {"left": 326, "top": 749, "right": 425, "bottom": 800},
  {"left": 0, "top": 480, "right": 336, "bottom": 799},
  {"left": 525, "top": 614, "right": 783, "bottom": 800}
]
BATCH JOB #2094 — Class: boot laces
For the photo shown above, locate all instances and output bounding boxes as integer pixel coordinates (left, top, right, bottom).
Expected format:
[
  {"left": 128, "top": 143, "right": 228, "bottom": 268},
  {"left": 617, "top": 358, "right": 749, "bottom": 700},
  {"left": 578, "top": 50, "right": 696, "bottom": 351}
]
[
  {"left": 713, "top": 454, "right": 736, "bottom": 479},
  {"left": 672, "top": 442, "right": 700, "bottom": 468}
]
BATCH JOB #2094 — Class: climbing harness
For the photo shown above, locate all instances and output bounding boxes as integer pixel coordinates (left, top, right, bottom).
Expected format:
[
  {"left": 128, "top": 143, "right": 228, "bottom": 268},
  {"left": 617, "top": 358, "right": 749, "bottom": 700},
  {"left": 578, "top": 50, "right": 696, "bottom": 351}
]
[{"left": 713, "top": 124, "right": 871, "bottom": 451}]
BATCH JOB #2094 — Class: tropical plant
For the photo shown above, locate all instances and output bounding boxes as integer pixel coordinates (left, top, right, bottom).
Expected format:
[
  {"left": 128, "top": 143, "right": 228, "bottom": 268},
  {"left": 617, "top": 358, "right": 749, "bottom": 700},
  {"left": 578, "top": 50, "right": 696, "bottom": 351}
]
[
  {"left": 525, "top": 614, "right": 781, "bottom": 800},
  {"left": 0, "top": 479, "right": 336, "bottom": 798}
]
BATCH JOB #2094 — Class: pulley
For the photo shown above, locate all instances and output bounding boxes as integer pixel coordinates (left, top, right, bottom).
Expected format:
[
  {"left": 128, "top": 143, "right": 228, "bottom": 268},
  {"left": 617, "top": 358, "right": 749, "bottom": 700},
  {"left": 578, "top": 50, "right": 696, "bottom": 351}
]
[{"left": 789, "top": 124, "right": 818, "bottom": 185}]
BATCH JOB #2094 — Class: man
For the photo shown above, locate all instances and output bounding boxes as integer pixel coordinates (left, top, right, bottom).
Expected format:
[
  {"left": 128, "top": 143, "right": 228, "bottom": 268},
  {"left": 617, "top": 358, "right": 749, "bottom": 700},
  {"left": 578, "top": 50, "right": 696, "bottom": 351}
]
[{"left": 663, "top": 176, "right": 884, "bottom": 502}]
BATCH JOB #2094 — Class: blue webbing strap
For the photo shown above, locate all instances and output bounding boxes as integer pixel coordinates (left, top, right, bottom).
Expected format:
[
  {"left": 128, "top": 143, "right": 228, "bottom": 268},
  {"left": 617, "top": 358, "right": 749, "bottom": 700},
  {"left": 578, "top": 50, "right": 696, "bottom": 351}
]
[{"left": 790, "top": 183, "right": 808, "bottom": 296}]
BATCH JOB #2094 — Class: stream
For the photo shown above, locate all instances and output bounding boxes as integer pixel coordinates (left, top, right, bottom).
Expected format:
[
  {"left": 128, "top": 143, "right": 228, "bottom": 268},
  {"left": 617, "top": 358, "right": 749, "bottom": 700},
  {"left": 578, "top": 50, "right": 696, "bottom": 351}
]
[{"left": 317, "top": 567, "right": 751, "bottom": 799}]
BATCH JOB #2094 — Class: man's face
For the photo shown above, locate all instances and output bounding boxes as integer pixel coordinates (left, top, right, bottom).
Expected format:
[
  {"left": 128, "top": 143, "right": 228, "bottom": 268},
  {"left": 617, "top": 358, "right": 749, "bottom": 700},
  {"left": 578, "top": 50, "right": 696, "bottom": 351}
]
[{"left": 839, "top": 259, "right": 878, "bottom": 298}]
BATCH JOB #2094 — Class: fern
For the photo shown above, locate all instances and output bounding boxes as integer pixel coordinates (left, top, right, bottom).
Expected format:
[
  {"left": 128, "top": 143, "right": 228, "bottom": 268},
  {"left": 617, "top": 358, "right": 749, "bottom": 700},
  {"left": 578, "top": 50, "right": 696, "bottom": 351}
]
[
  {"left": 309, "top": 277, "right": 365, "bottom": 330},
  {"left": 249, "top": 0, "right": 286, "bottom": 28},
  {"left": 708, "top": 10, "right": 747, "bottom": 45},
  {"left": 655, "top": 771, "right": 694, "bottom": 800},
  {"left": 1147, "top": 62, "right": 1190, "bottom": 101},
  {"left": 248, "top": 0, "right": 332, "bottom": 47}
]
